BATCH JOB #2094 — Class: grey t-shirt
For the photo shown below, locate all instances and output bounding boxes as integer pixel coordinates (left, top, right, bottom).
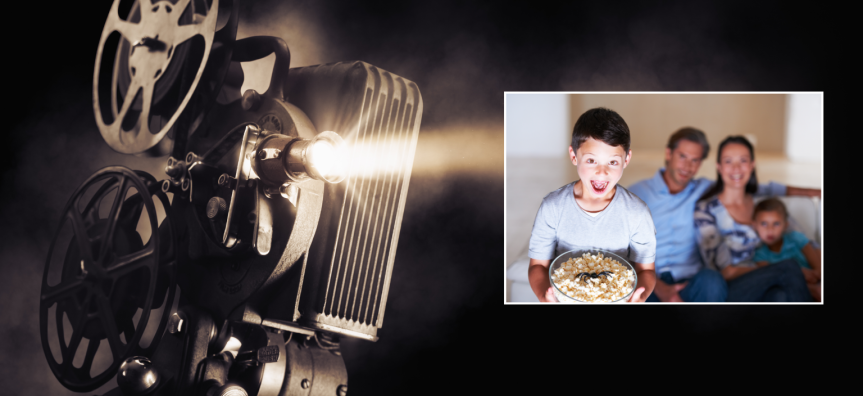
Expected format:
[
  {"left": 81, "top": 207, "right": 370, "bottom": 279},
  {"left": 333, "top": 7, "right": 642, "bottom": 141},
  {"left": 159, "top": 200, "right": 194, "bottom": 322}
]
[{"left": 529, "top": 181, "right": 657, "bottom": 264}]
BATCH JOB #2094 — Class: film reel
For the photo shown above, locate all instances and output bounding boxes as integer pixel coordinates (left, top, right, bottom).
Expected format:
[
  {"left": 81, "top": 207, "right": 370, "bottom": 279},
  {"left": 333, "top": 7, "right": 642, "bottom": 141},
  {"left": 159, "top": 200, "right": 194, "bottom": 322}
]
[
  {"left": 93, "top": 0, "right": 238, "bottom": 155},
  {"left": 39, "top": 167, "right": 177, "bottom": 392}
]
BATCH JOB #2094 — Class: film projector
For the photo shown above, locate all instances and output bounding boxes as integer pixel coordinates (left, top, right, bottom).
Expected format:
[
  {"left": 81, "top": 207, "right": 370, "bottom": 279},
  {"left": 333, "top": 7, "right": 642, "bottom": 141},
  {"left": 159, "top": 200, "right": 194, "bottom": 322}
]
[{"left": 39, "top": 1, "right": 422, "bottom": 395}]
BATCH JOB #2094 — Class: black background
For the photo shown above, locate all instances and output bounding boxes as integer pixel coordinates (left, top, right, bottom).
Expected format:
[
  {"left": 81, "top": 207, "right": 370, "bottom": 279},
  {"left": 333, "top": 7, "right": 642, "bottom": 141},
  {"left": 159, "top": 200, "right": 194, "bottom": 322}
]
[{"left": 1, "top": 0, "right": 835, "bottom": 394}]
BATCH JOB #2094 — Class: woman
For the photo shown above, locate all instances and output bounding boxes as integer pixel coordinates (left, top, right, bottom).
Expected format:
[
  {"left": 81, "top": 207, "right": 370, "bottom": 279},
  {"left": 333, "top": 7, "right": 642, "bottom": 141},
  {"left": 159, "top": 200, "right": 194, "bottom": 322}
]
[{"left": 694, "top": 136, "right": 810, "bottom": 302}]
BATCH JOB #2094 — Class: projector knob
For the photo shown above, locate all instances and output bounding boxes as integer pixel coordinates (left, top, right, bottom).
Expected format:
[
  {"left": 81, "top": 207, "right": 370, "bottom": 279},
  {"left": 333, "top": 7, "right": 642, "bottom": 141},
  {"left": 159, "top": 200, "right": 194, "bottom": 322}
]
[
  {"left": 117, "top": 356, "right": 160, "bottom": 395},
  {"left": 207, "top": 197, "right": 228, "bottom": 219},
  {"left": 206, "top": 384, "right": 249, "bottom": 396}
]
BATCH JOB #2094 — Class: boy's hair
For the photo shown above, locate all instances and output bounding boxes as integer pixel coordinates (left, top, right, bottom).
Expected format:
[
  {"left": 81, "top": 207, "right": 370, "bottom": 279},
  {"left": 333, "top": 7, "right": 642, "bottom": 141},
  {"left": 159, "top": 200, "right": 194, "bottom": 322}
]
[
  {"left": 753, "top": 197, "right": 788, "bottom": 221},
  {"left": 667, "top": 127, "right": 710, "bottom": 160},
  {"left": 571, "top": 107, "right": 630, "bottom": 156}
]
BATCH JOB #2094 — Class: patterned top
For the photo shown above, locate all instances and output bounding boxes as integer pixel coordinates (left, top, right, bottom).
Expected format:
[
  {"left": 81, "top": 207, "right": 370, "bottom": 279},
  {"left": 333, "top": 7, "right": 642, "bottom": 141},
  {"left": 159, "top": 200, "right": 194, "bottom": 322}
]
[{"left": 694, "top": 195, "right": 762, "bottom": 270}]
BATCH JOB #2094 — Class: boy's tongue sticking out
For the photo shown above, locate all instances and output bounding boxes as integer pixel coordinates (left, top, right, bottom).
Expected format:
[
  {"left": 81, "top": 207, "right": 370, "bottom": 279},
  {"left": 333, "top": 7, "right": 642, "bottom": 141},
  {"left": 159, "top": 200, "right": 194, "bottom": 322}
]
[{"left": 590, "top": 180, "right": 609, "bottom": 193}]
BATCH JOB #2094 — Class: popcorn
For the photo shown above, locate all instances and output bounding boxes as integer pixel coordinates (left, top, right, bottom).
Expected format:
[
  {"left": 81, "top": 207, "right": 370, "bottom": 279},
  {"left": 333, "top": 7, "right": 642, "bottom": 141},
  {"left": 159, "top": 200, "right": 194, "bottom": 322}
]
[{"left": 550, "top": 253, "right": 636, "bottom": 303}]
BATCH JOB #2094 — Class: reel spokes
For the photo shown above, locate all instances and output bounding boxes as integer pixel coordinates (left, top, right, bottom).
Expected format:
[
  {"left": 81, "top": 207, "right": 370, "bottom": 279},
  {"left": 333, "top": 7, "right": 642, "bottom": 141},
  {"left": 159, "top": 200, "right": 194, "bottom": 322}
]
[
  {"left": 94, "top": 0, "right": 220, "bottom": 154},
  {"left": 40, "top": 167, "right": 175, "bottom": 392}
]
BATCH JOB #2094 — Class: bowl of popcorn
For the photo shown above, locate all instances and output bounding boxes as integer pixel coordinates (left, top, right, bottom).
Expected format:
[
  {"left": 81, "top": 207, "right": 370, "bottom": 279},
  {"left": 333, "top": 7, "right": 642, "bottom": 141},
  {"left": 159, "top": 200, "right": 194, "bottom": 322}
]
[{"left": 548, "top": 248, "right": 637, "bottom": 303}]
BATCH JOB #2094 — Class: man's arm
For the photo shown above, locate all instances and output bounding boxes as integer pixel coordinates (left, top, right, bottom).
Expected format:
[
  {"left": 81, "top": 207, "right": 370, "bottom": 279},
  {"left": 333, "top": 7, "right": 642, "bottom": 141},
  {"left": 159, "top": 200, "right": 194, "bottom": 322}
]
[
  {"left": 652, "top": 277, "right": 687, "bottom": 302},
  {"left": 786, "top": 186, "right": 821, "bottom": 198},
  {"left": 528, "top": 259, "right": 557, "bottom": 302},
  {"left": 756, "top": 182, "right": 820, "bottom": 198},
  {"left": 628, "top": 262, "right": 655, "bottom": 302}
]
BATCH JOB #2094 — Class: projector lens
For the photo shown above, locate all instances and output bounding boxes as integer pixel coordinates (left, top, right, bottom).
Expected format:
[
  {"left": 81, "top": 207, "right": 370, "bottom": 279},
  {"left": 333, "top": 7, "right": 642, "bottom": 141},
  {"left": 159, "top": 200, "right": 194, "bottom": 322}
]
[{"left": 304, "top": 131, "right": 346, "bottom": 183}]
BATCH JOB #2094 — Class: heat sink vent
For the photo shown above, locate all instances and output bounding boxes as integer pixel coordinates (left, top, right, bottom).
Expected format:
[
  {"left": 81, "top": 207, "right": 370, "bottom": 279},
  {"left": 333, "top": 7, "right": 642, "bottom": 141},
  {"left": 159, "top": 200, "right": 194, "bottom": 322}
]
[{"left": 285, "top": 61, "right": 422, "bottom": 340}]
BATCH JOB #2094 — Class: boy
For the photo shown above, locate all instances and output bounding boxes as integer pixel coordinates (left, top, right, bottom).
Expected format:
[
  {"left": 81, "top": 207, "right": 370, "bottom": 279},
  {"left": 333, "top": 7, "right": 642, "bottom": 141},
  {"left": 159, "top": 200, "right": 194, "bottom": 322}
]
[
  {"left": 752, "top": 198, "right": 821, "bottom": 301},
  {"left": 527, "top": 107, "right": 656, "bottom": 302}
]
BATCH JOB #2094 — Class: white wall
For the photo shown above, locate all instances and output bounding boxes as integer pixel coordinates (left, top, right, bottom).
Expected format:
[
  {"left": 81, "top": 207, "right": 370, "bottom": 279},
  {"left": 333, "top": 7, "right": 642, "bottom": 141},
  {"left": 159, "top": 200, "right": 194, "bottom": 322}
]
[
  {"left": 785, "top": 93, "right": 823, "bottom": 163},
  {"left": 505, "top": 93, "right": 570, "bottom": 157}
]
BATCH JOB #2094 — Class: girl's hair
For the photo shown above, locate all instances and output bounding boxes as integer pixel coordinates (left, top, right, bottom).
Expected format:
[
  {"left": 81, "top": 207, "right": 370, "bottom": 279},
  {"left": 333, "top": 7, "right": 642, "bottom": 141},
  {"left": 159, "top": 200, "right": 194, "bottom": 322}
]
[
  {"left": 698, "top": 135, "right": 758, "bottom": 201},
  {"left": 752, "top": 197, "right": 788, "bottom": 221}
]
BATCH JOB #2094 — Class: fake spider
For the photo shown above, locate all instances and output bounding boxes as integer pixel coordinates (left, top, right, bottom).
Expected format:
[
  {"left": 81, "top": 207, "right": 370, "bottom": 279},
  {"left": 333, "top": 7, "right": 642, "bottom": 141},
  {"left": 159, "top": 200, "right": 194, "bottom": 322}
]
[{"left": 576, "top": 271, "right": 614, "bottom": 283}]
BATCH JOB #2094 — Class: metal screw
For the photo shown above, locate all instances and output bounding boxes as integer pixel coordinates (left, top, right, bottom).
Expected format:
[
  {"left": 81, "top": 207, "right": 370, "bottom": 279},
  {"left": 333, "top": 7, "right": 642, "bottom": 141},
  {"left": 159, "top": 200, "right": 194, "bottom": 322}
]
[
  {"left": 218, "top": 174, "right": 237, "bottom": 189},
  {"left": 337, "top": 385, "right": 347, "bottom": 396},
  {"left": 301, "top": 379, "right": 310, "bottom": 389},
  {"left": 165, "top": 156, "right": 184, "bottom": 177}
]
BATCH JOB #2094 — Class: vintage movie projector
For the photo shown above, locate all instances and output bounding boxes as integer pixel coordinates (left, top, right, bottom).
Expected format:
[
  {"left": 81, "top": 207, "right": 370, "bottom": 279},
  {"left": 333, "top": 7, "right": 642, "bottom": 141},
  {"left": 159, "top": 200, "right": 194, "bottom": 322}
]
[{"left": 38, "top": 1, "right": 422, "bottom": 395}]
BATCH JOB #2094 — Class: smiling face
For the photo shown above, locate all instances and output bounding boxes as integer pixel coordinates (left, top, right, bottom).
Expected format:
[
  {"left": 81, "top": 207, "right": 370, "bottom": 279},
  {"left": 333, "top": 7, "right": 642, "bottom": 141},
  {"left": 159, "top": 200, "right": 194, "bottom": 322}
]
[
  {"left": 753, "top": 210, "right": 786, "bottom": 246},
  {"left": 717, "top": 142, "right": 755, "bottom": 189},
  {"left": 664, "top": 139, "right": 705, "bottom": 191},
  {"left": 569, "top": 137, "right": 631, "bottom": 199}
]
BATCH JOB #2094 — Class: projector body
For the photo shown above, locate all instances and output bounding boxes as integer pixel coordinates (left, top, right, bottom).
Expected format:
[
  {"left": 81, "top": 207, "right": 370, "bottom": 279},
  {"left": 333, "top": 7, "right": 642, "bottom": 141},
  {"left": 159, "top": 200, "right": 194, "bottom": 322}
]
[{"left": 38, "top": 1, "right": 422, "bottom": 395}]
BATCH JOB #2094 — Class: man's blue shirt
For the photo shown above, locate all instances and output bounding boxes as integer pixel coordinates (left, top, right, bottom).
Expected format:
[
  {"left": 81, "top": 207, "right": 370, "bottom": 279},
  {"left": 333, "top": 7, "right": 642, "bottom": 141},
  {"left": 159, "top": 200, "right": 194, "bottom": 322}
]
[{"left": 628, "top": 169, "right": 786, "bottom": 281}]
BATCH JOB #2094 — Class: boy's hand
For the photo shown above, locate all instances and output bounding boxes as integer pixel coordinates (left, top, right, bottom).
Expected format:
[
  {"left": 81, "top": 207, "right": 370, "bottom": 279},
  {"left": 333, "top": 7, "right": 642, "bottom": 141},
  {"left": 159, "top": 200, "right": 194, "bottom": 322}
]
[
  {"left": 628, "top": 263, "right": 655, "bottom": 303},
  {"left": 627, "top": 287, "right": 647, "bottom": 303},
  {"left": 801, "top": 267, "right": 819, "bottom": 284},
  {"left": 756, "top": 261, "right": 770, "bottom": 268},
  {"left": 539, "top": 287, "right": 558, "bottom": 302}
]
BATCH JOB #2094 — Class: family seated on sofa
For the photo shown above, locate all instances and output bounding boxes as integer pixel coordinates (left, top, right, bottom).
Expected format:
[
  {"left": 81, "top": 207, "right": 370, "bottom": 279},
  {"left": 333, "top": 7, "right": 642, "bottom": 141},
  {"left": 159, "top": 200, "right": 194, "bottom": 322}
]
[
  {"left": 629, "top": 129, "right": 820, "bottom": 302},
  {"left": 527, "top": 111, "right": 821, "bottom": 302}
]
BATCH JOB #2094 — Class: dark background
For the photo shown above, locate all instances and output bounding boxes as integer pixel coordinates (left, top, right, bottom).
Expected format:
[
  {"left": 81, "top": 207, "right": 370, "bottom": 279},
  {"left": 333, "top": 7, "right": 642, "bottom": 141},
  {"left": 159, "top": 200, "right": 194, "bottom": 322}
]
[{"left": 1, "top": 0, "right": 834, "bottom": 394}]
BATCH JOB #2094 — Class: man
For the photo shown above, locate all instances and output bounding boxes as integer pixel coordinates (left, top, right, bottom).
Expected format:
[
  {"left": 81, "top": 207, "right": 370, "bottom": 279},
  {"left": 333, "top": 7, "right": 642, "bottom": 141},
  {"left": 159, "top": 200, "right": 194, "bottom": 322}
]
[{"left": 628, "top": 127, "right": 820, "bottom": 302}]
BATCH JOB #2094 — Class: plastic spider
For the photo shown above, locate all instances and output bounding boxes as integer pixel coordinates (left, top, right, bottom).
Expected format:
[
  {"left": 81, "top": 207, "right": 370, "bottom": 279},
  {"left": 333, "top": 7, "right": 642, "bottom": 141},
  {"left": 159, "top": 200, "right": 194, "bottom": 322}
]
[{"left": 576, "top": 271, "right": 613, "bottom": 283}]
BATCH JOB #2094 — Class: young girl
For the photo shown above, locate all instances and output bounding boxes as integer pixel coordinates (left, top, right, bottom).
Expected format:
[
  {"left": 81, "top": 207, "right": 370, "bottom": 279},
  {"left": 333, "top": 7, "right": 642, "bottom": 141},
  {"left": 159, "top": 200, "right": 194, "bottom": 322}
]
[{"left": 752, "top": 198, "right": 821, "bottom": 301}]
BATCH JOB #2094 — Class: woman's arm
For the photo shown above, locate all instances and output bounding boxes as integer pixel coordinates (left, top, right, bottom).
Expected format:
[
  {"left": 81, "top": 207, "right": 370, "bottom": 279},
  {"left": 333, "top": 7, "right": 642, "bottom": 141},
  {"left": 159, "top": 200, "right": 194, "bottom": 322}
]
[
  {"left": 801, "top": 243, "right": 821, "bottom": 278},
  {"left": 528, "top": 259, "right": 557, "bottom": 302}
]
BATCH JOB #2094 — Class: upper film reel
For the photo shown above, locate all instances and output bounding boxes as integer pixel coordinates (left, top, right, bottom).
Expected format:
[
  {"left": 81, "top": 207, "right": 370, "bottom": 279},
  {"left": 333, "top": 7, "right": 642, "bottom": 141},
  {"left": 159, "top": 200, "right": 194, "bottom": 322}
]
[
  {"left": 39, "top": 167, "right": 177, "bottom": 392},
  {"left": 93, "top": 0, "right": 237, "bottom": 155}
]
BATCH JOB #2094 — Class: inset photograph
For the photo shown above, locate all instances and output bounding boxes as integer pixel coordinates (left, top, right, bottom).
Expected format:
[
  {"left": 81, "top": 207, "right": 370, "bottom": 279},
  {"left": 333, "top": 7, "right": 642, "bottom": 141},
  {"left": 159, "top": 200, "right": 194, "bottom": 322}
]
[{"left": 505, "top": 92, "right": 822, "bottom": 304}]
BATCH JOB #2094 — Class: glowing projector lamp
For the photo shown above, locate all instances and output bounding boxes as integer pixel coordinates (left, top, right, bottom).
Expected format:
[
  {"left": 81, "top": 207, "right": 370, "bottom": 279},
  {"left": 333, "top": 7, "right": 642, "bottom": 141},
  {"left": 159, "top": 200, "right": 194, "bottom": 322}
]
[
  {"left": 254, "top": 131, "right": 346, "bottom": 185},
  {"left": 288, "top": 131, "right": 346, "bottom": 183}
]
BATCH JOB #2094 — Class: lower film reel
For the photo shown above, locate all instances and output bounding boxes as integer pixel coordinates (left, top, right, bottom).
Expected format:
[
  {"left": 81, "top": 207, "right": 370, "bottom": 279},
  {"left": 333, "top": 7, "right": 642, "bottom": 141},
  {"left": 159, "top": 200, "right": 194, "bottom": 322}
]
[{"left": 39, "top": 167, "right": 177, "bottom": 392}]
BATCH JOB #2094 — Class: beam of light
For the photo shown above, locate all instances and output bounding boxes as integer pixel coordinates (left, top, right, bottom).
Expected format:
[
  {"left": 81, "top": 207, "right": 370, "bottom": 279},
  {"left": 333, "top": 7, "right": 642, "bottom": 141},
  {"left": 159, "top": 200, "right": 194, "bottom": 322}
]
[
  {"left": 337, "top": 122, "right": 504, "bottom": 214},
  {"left": 346, "top": 137, "right": 405, "bottom": 180}
]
